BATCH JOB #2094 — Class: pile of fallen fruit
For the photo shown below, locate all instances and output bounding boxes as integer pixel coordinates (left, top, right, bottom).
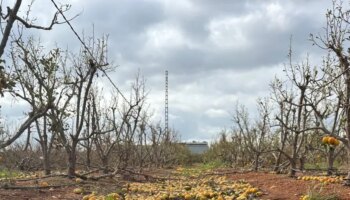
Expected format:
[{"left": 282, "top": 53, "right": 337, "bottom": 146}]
[{"left": 80, "top": 167, "right": 263, "bottom": 200}]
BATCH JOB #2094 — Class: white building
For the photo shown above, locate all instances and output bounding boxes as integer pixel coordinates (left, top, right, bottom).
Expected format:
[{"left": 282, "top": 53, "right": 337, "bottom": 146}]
[{"left": 183, "top": 141, "right": 209, "bottom": 154}]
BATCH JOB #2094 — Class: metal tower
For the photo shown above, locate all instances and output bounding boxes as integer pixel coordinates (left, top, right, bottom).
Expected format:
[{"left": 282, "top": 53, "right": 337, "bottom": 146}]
[
  {"left": 165, "top": 70, "right": 169, "bottom": 135},
  {"left": 0, "top": 106, "right": 3, "bottom": 132}
]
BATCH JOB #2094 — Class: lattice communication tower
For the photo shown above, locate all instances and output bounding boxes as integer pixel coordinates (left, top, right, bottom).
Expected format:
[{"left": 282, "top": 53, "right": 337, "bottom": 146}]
[{"left": 165, "top": 70, "right": 169, "bottom": 135}]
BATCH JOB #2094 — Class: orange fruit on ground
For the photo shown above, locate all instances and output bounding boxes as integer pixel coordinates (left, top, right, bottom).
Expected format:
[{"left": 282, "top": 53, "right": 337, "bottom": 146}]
[
  {"left": 73, "top": 187, "right": 84, "bottom": 194},
  {"left": 75, "top": 178, "right": 83, "bottom": 183},
  {"left": 39, "top": 181, "right": 49, "bottom": 187}
]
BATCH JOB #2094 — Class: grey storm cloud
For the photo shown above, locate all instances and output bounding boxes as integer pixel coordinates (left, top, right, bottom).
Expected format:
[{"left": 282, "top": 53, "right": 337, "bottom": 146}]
[
  {"left": 1, "top": 0, "right": 335, "bottom": 141},
  {"left": 36, "top": 0, "right": 330, "bottom": 74}
]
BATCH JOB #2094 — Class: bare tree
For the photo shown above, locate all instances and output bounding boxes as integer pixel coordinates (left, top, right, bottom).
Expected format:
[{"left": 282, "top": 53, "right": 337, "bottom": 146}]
[
  {"left": 310, "top": 0, "right": 350, "bottom": 184},
  {"left": 148, "top": 123, "right": 164, "bottom": 167},
  {"left": 213, "top": 130, "right": 237, "bottom": 166},
  {"left": 301, "top": 54, "right": 345, "bottom": 175},
  {"left": 253, "top": 98, "right": 272, "bottom": 171},
  {"left": 88, "top": 89, "right": 115, "bottom": 173},
  {"left": 232, "top": 99, "right": 271, "bottom": 172},
  {"left": 48, "top": 36, "right": 109, "bottom": 177},
  {"left": 2, "top": 38, "right": 66, "bottom": 176},
  {"left": 273, "top": 50, "right": 314, "bottom": 176},
  {"left": 0, "top": 0, "right": 73, "bottom": 93},
  {"left": 115, "top": 74, "right": 148, "bottom": 169},
  {"left": 270, "top": 77, "right": 294, "bottom": 173}
]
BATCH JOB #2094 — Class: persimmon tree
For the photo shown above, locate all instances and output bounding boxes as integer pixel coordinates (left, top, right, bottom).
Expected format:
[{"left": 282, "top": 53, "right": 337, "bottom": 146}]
[
  {"left": 0, "top": 0, "right": 72, "bottom": 94},
  {"left": 309, "top": 0, "right": 350, "bottom": 184},
  {"left": 270, "top": 77, "right": 295, "bottom": 173},
  {"left": 85, "top": 73, "right": 148, "bottom": 173},
  {"left": 3, "top": 38, "right": 66, "bottom": 175},
  {"left": 47, "top": 36, "right": 109, "bottom": 177},
  {"left": 232, "top": 99, "right": 272, "bottom": 172},
  {"left": 85, "top": 88, "right": 116, "bottom": 173},
  {"left": 300, "top": 54, "right": 345, "bottom": 175},
  {"left": 272, "top": 48, "right": 316, "bottom": 177},
  {"left": 207, "top": 131, "right": 237, "bottom": 166}
]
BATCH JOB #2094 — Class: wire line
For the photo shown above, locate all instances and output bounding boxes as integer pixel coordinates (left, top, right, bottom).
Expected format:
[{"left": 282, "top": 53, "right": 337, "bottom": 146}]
[{"left": 50, "top": 0, "right": 130, "bottom": 105}]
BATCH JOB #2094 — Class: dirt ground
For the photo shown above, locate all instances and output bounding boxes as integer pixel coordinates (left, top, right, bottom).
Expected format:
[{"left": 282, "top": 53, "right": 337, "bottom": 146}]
[
  {"left": 229, "top": 172, "right": 350, "bottom": 200},
  {"left": 0, "top": 171, "right": 350, "bottom": 199}
]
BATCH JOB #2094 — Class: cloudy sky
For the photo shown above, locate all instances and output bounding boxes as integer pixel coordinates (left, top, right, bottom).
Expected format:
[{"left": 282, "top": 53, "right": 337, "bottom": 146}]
[{"left": 1, "top": 0, "right": 336, "bottom": 142}]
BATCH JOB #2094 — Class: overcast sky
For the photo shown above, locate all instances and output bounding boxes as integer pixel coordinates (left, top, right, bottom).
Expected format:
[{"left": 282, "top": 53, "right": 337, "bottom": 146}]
[{"left": 1, "top": 0, "right": 335, "bottom": 142}]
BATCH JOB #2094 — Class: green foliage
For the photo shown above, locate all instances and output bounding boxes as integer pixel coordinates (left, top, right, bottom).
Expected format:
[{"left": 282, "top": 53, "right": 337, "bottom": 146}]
[
  {"left": 0, "top": 168, "right": 21, "bottom": 178},
  {"left": 0, "top": 59, "right": 16, "bottom": 97},
  {"left": 199, "top": 160, "right": 226, "bottom": 170},
  {"left": 176, "top": 161, "right": 226, "bottom": 177},
  {"left": 104, "top": 196, "right": 114, "bottom": 200},
  {"left": 303, "top": 184, "right": 340, "bottom": 200},
  {"left": 304, "top": 161, "right": 341, "bottom": 171},
  {"left": 203, "top": 138, "right": 235, "bottom": 165},
  {"left": 172, "top": 144, "right": 192, "bottom": 165}
]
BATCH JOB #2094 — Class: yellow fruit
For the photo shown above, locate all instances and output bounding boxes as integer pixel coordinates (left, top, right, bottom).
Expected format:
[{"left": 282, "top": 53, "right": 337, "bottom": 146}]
[
  {"left": 328, "top": 137, "right": 337, "bottom": 145},
  {"left": 75, "top": 178, "right": 83, "bottom": 183},
  {"left": 120, "top": 188, "right": 128, "bottom": 194},
  {"left": 208, "top": 192, "right": 215, "bottom": 198},
  {"left": 237, "top": 194, "right": 248, "bottom": 200},
  {"left": 322, "top": 136, "right": 330, "bottom": 144},
  {"left": 184, "top": 194, "right": 192, "bottom": 200},
  {"left": 39, "top": 181, "right": 49, "bottom": 187},
  {"left": 106, "top": 193, "right": 120, "bottom": 200},
  {"left": 217, "top": 195, "right": 224, "bottom": 200},
  {"left": 96, "top": 195, "right": 105, "bottom": 200},
  {"left": 248, "top": 187, "right": 258, "bottom": 193},
  {"left": 334, "top": 139, "right": 340, "bottom": 146},
  {"left": 73, "top": 187, "right": 84, "bottom": 194},
  {"left": 82, "top": 194, "right": 92, "bottom": 200},
  {"left": 159, "top": 193, "right": 168, "bottom": 200},
  {"left": 203, "top": 191, "right": 210, "bottom": 197}
]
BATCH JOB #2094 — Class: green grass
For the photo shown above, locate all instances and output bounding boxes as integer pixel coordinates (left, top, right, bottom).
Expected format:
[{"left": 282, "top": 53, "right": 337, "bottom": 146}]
[
  {"left": 175, "top": 161, "right": 227, "bottom": 177},
  {"left": 303, "top": 184, "right": 340, "bottom": 200},
  {"left": 0, "top": 168, "right": 22, "bottom": 179},
  {"left": 304, "top": 161, "right": 342, "bottom": 171},
  {"left": 197, "top": 160, "right": 226, "bottom": 170},
  {"left": 305, "top": 193, "right": 340, "bottom": 200}
]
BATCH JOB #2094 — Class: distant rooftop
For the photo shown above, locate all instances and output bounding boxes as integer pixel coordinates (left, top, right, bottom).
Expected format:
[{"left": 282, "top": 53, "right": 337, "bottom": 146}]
[
  {"left": 180, "top": 141, "right": 208, "bottom": 145},
  {"left": 181, "top": 141, "right": 209, "bottom": 154}
]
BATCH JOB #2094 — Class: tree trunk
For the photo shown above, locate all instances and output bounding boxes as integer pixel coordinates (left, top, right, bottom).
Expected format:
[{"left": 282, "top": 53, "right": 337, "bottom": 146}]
[
  {"left": 67, "top": 146, "right": 77, "bottom": 178},
  {"left": 274, "top": 152, "right": 283, "bottom": 173},
  {"left": 254, "top": 154, "right": 260, "bottom": 172},
  {"left": 101, "top": 156, "right": 109, "bottom": 174},
  {"left": 86, "top": 147, "right": 91, "bottom": 170},
  {"left": 345, "top": 151, "right": 350, "bottom": 186},
  {"left": 290, "top": 132, "right": 300, "bottom": 177},
  {"left": 42, "top": 116, "right": 51, "bottom": 175},
  {"left": 327, "top": 147, "right": 335, "bottom": 175},
  {"left": 299, "top": 158, "right": 305, "bottom": 172},
  {"left": 289, "top": 160, "right": 297, "bottom": 177},
  {"left": 42, "top": 150, "right": 51, "bottom": 175},
  {"left": 274, "top": 136, "right": 287, "bottom": 173},
  {"left": 345, "top": 69, "right": 350, "bottom": 185},
  {"left": 299, "top": 155, "right": 306, "bottom": 171}
]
